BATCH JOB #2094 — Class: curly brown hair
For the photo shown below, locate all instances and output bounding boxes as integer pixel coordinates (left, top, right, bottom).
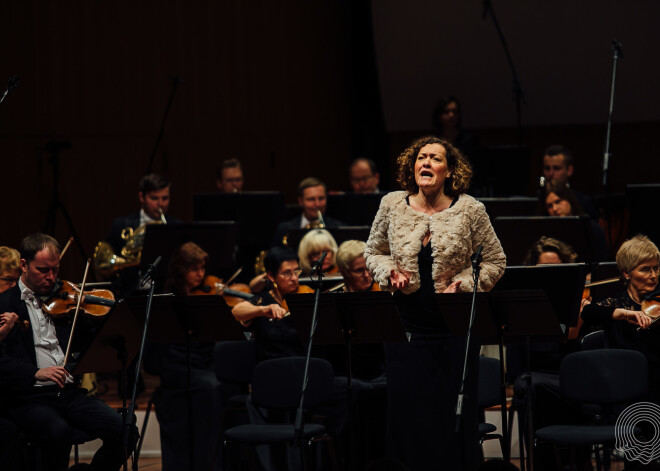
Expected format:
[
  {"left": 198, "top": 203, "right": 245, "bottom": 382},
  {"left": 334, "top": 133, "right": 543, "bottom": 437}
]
[{"left": 396, "top": 136, "right": 472, "bottom": 196}]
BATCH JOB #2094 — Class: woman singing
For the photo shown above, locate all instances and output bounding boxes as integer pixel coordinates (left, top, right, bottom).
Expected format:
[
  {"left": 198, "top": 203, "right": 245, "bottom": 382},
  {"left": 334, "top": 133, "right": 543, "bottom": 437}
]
[{"left": 364, "top": 136, "right": 506, "bottom": 470}]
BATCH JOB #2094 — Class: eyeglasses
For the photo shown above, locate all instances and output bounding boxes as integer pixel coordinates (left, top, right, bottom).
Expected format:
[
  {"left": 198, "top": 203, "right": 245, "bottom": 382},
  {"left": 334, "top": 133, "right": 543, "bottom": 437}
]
[
  {"left": 349, "top": 267, "right": 369, "bottom": 275},
  {"left": 0, "top": 276, "right": 19, "bottom": 284},
  {"left": 279, "top": 268, "right": 302, "bottom": 279},
  {"left": 637, "top": 265, "right": 660, "bottom": 276}
]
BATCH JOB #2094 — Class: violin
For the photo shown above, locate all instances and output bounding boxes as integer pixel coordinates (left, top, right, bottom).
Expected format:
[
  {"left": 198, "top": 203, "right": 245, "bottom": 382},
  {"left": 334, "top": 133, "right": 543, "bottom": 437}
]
[
  {"left": 279, "top": 284, "right": 314, "bottom": 312},
  {"left": 191, "top": 275, "right": 262, "bottom": 306},
  {"left": 41, "top": 279, "right": 115, "bottom": 318}
]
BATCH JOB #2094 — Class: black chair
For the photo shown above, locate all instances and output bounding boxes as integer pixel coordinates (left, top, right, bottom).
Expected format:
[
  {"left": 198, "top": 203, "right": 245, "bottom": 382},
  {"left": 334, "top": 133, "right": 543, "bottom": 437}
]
[
  {"left": 580, "top": 330, "right": 606, "bottom": 350},
  {"left": 223, "top": 357, "right": 339, "bottom": 471},
  {"left": 22, "top": 428, "right": 92, "bottom": 471},
  {"left": 478, "top": 356, "right": 506, "bottom": 459},
  {"left": 213, "top": 340, "right": 257, "bottom": 410},
  {"left": 535, "top": 349, "right": 648, "bottom": 471}
]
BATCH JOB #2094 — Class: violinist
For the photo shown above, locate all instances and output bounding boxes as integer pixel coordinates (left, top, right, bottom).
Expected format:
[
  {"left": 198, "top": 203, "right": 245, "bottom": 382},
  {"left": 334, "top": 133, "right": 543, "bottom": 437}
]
[
  {"left": 298, "top": 229, "right": 339, "bottom": 276},
  {"left": 336, "top": 240, "right": 380, "bottom": 292},
  {"left": 0, "top": 246, "right": 20, "bottom": 470},
  {"left": 582, "top": 235, "right": 660, "bottom": 399},
  {"left": 232, "top": 247, "right": 309, "bottom": 360},
  {"left": 147, "top": 241, "right": 228, "bottom": 471},
  {"left": 0, "top": 233, "right": 133, "bottom": 471}
]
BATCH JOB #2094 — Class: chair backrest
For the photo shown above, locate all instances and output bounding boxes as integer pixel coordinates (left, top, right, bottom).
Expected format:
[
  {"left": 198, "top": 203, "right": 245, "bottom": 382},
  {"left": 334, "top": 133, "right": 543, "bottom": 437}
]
[
  {"left": 478, "top": 356, "right": 502, "bottom": 409},
  {"left": 214, "top": 340, "right": 257, "bottom": 385},
  {"left": 251, "top": 357, "right": 334, "bottom": 410},
  {"left": 580, "top": 330, "right": 607, "bottom": 350},
  {"left": 560, "top": 349, "right": 648, "bottom": 404}
]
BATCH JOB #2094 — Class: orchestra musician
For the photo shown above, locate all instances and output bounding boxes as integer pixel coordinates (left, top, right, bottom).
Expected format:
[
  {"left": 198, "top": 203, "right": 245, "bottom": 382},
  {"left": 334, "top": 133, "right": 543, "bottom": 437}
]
[
  {"left": 0, "top": 246, "right": 20, "bottom": 293},
  {"left": 297, "top": 228, "right": 339, "bottom": 276},
  {"left": 0, "top": 233, "right": 135, "bottom": 471},
  {"left": 0, "top": 245, "right": 20, "bottom": 470},
  {"left": 336, "top": 239, "right": 380, "bottom": 292},
  {"left": 270, "top": 177, "right": 344, "bottom": 247},
  {"left": 216, "top": 158, "right": 244, "bottom": 193},
  {"left": 145, "top": 241, "right": 227, "bottom": 471},
  {"left": 582, "top": 235, "right": 660, "bottom": 400},
  {"left": 105, "top": 173, "right": 175, "bottom": 254},
  {"left": 232, "top": 247, "right": 308, "bottom": 360},
  {"left": 364, "top": 136, "right": 506, "bottom": 470},
  {"left": 539, "top": 179, "right": 609, "bottom": 261},
  {"left": 348, "top": 158, "right": 380, "bottom": 194}
]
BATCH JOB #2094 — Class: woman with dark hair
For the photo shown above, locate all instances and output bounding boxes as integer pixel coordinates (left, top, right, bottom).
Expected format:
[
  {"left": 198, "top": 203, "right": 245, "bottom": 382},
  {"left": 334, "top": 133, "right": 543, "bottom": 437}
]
[
  {"left": 149, "top": 241, "right": 229, "bottom": 471},
  {"left": 539, "top": 180, "right": 609, "bottom": 261},
  {"left": 365, "top": 136, "right": 506, "bottom": 470},
  {"left": 432, "top": 95, "right": 479, "bottom": 153},
  {"left": 232, "top": 246, "right": 312, "bottom": 361}
]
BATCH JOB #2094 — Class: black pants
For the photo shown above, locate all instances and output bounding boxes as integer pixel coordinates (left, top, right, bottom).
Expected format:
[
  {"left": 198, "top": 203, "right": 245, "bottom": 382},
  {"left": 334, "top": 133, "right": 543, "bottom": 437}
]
[{"left": 11, "top": 386, "right": 134, "bottom": 471}]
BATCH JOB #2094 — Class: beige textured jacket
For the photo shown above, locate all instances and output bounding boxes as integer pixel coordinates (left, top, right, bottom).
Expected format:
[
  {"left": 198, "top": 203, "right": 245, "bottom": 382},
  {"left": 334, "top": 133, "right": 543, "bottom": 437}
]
[{"left": 364, "top": 191, "right": 506, "bottom": 294}]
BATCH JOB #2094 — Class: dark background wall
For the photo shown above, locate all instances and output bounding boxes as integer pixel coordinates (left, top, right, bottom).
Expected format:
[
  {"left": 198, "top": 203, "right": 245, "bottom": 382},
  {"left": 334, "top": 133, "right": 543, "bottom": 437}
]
[{"left": 1, "top": 0, "right": 658, "bottom": 277}]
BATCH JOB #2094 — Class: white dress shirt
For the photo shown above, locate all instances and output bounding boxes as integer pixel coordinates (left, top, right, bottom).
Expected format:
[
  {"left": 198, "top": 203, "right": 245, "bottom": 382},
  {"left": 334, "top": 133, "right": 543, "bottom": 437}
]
[{"left": 19, "top": 278, "right": 73, "bottom": 386}]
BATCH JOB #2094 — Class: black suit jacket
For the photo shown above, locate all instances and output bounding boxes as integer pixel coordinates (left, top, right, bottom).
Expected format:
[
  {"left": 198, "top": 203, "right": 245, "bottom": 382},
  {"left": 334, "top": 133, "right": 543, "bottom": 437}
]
[
  {"left": 270, "top": 215, "right": 345, "bottom": 247},
  {"left": 0, "top": 285, "right": 98, "bottom": 393}
]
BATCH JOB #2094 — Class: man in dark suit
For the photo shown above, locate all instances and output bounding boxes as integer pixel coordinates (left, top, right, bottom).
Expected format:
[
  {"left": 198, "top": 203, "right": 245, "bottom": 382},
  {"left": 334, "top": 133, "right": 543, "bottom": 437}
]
[
  {"left": 0, "top": 233, "right": 134, "bottom": 471},
  {"left": 271, "top": 177, "right": 344, "bottom": 247},
  {"left": 106, "top": 173, "right": 174, "bottom": 253},
  {"left": 103, "top": 173, "right": 180, "bottom": 297}
]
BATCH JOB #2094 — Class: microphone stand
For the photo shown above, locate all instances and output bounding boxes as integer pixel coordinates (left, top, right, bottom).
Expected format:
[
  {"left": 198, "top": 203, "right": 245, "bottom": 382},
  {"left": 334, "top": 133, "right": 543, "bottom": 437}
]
[
  {"left": 125, "top": 256, "right": 160, "bottom": 471},
  {"left": 482, "top": 0, "right": 526, "bottom": 145},
  {"left": 455, "top": 247, "right": 482, "bottom": 468},
  {"left": 602, "top": 40, "right": 623, "bottom": 249},
  {"left": 293, "top": 254, "right": 325, "bottom": 469}
]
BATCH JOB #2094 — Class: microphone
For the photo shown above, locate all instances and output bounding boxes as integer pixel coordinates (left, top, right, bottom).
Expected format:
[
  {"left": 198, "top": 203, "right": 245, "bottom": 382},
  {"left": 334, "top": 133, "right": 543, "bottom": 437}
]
[
  {"left": 310, "top": 251, "right": 328, "bottom": 276},
  {"left": 471, "top": 245, "right": 483, "bottom": 268},
  {"left": 140, "top": 256, "right": 163, "bottom": 287},
  {"left": 612, "top": 39, "right": 624, "bottom": 59}
]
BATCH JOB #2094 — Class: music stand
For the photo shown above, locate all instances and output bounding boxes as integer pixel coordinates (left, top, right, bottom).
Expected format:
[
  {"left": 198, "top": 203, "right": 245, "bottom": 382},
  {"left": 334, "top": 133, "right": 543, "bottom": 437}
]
[
  {"left": 325, "top": 193, "right": 385, "bottom": 226},
  {"left": 70, "top": 301, "right": 141, "bottom": 376},
  {"left": 493, "top": 216, "right": 598, "bottom": 265},
  {"left": 494, "top": 264, "right": 588, "bottom": 330},
  {"left": 286, "top": 291, "right": 406, "bottom": 471},
  {"left": 285, "top": 226, "right": 371, "bottom": 252},
  {"left": 193, "top": 191, "right": 286, "bottom": 249},
  {"left": 140, "top": 222, "right": 239, "bottom": 284},
  {"left": 125, "top": 295, "right": 246, "bottom": 471},
  {"left": 588, "top": 261, "right": 623, "bottom": 300},
  {"left": 477, "top": 197, "right": 537, "bottom": 220}
]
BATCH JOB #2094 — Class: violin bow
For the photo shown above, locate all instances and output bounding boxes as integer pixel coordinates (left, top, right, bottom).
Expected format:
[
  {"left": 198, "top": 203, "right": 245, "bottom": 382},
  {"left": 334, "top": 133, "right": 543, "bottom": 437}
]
[
  {"left": 59, "top": 236, "right": 74, "bottom": 260},
  {"left": 62, "top": 258, "right": 91, "bottom": 370}
]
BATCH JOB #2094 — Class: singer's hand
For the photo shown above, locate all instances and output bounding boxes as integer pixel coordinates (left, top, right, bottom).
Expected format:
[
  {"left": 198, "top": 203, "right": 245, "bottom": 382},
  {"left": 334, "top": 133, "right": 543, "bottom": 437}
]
[
  {"left": 0, "top": 312, "right": 18, "bottom": 341},
  {"left": 35, "top": 366, "right": 72, "bottom": 388},
  {"left": 389, "top": 270, "right": 410, "bottom": 290},
  {"left": 443, "top": 281, "right": 462, "bottom": 293}
]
